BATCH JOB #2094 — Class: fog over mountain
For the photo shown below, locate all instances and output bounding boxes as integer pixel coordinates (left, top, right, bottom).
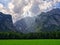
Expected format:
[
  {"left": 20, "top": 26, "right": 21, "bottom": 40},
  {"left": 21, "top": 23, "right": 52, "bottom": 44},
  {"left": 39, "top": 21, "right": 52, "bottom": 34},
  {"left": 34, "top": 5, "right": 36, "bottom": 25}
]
[{"left": 0, "top": 0, "right": 60, "bottom": 23}]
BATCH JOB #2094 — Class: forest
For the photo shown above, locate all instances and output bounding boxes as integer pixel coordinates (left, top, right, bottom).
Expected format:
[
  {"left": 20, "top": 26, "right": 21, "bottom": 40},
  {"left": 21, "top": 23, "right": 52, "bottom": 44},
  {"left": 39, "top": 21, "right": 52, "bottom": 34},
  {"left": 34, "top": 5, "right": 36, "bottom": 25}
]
[{"left": 0, "top": 31, "right": 60, "bottom": 39}]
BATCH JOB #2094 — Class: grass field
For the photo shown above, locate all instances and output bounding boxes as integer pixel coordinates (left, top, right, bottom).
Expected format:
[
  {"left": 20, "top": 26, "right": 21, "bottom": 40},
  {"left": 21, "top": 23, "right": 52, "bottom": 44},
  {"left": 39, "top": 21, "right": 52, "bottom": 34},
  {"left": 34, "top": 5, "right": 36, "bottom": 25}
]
[{"left": 0, "top": 39, "right": 60, "bottom": 45}]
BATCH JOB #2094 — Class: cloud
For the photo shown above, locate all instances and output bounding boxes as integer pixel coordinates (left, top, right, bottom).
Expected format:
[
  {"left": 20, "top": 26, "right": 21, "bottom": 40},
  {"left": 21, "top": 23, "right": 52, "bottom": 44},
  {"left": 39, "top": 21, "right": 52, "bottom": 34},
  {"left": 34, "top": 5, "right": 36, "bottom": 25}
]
[
  {"left": 0, "top": 0, "right": 60, "bottom": 23},
  {"left": 0, "top": 3, "right": 8, "bottom": 14},
  {"left": 0, "top": 0, "right": 11, "bottom": 8},
  {"left": 8, "top": 3, "right": 14, "bottom": 10}
]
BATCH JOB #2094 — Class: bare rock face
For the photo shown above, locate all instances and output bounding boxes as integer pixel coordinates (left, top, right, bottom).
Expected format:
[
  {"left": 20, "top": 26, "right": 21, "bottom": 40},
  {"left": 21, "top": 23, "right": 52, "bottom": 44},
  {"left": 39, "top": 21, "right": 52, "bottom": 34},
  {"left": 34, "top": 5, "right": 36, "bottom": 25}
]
[{"left": 0, "top": 12, "right": 15, "bottom": 32}]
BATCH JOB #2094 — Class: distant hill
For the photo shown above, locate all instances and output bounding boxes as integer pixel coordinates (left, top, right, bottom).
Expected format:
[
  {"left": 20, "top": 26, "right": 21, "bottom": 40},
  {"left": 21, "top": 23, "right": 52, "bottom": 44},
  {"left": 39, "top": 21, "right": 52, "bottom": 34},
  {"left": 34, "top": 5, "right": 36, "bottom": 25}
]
[{"left": 0, "top": 12, "right": 16, "bottom": 32}]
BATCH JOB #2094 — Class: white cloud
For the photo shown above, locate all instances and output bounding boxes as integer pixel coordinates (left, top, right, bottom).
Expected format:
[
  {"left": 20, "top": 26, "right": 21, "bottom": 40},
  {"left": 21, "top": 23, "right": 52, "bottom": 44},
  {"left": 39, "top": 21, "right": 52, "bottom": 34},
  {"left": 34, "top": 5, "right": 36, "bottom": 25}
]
[
  {"left": 8, "top": 3, "right": 14, "bottom": 10},
  {"left": 0, "top": 4, "right": 3, "bottom": 9},
  {"left": 39, "top": 1, "right": 53, "bottom": 12},
  {"left": 0, "top": 3, "right": 7, "bottom": 14}
]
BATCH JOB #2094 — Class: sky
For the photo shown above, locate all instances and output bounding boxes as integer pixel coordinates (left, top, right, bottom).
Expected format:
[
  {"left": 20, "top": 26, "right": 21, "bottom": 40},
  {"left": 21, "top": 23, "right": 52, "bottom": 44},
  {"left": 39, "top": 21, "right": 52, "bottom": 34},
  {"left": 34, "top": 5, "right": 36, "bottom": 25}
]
[{"left": 0, "top": 0, "right": 60, "bottom": 23}]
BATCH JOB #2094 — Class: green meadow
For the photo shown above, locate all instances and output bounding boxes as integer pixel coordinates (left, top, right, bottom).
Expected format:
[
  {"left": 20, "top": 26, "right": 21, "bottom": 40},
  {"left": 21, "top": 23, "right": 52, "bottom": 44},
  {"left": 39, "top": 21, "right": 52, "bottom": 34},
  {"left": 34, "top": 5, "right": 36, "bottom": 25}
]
[{"left": 0, "top": 40, "right": 60, "bottom": 45}]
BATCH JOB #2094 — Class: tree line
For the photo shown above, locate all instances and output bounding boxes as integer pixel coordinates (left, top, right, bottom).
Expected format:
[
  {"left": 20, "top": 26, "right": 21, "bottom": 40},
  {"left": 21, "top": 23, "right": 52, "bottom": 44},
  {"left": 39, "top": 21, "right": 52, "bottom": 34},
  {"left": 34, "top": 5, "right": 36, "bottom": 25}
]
[{"left": 0, "top": 31, "right": 60, "bottom": 39}]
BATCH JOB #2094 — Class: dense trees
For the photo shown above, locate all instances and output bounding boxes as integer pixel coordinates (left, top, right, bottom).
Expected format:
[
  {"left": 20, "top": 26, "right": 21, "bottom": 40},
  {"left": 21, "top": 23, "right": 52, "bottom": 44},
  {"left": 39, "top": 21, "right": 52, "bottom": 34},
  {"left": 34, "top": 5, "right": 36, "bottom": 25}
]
[{"left": 0, "top": 31, "right": 60, "bottom": 39}]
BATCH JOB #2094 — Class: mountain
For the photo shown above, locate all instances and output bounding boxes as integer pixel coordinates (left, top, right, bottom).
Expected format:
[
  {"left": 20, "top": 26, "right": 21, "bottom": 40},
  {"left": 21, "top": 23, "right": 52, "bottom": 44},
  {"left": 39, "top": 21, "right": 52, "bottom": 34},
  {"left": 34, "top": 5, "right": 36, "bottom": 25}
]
[
  {"left": 0, "top": 12, "right": 16, "bottom": 32},
  {"left": 14, "top": 8, "right": 60, "bottom": 33},
  {"left": 14, "top": 17, "right": 36, "bottom": 33},
  {"left": 36, "top": 8, "right": 60, "bottom": 32}
]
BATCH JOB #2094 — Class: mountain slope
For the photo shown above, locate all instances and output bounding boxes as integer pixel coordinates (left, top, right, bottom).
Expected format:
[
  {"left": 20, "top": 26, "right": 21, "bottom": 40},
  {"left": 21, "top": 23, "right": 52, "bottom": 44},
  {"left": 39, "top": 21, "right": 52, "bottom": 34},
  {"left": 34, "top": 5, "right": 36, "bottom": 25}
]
[
  {"left": 0, "top": 12, "right": 16, "bottom": 32},
  {"left": 14, "top": 17, "right": 36, "bottom": 33},
  {"left": 36, "top": 8, "right": 60, "bottom": 32}
]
